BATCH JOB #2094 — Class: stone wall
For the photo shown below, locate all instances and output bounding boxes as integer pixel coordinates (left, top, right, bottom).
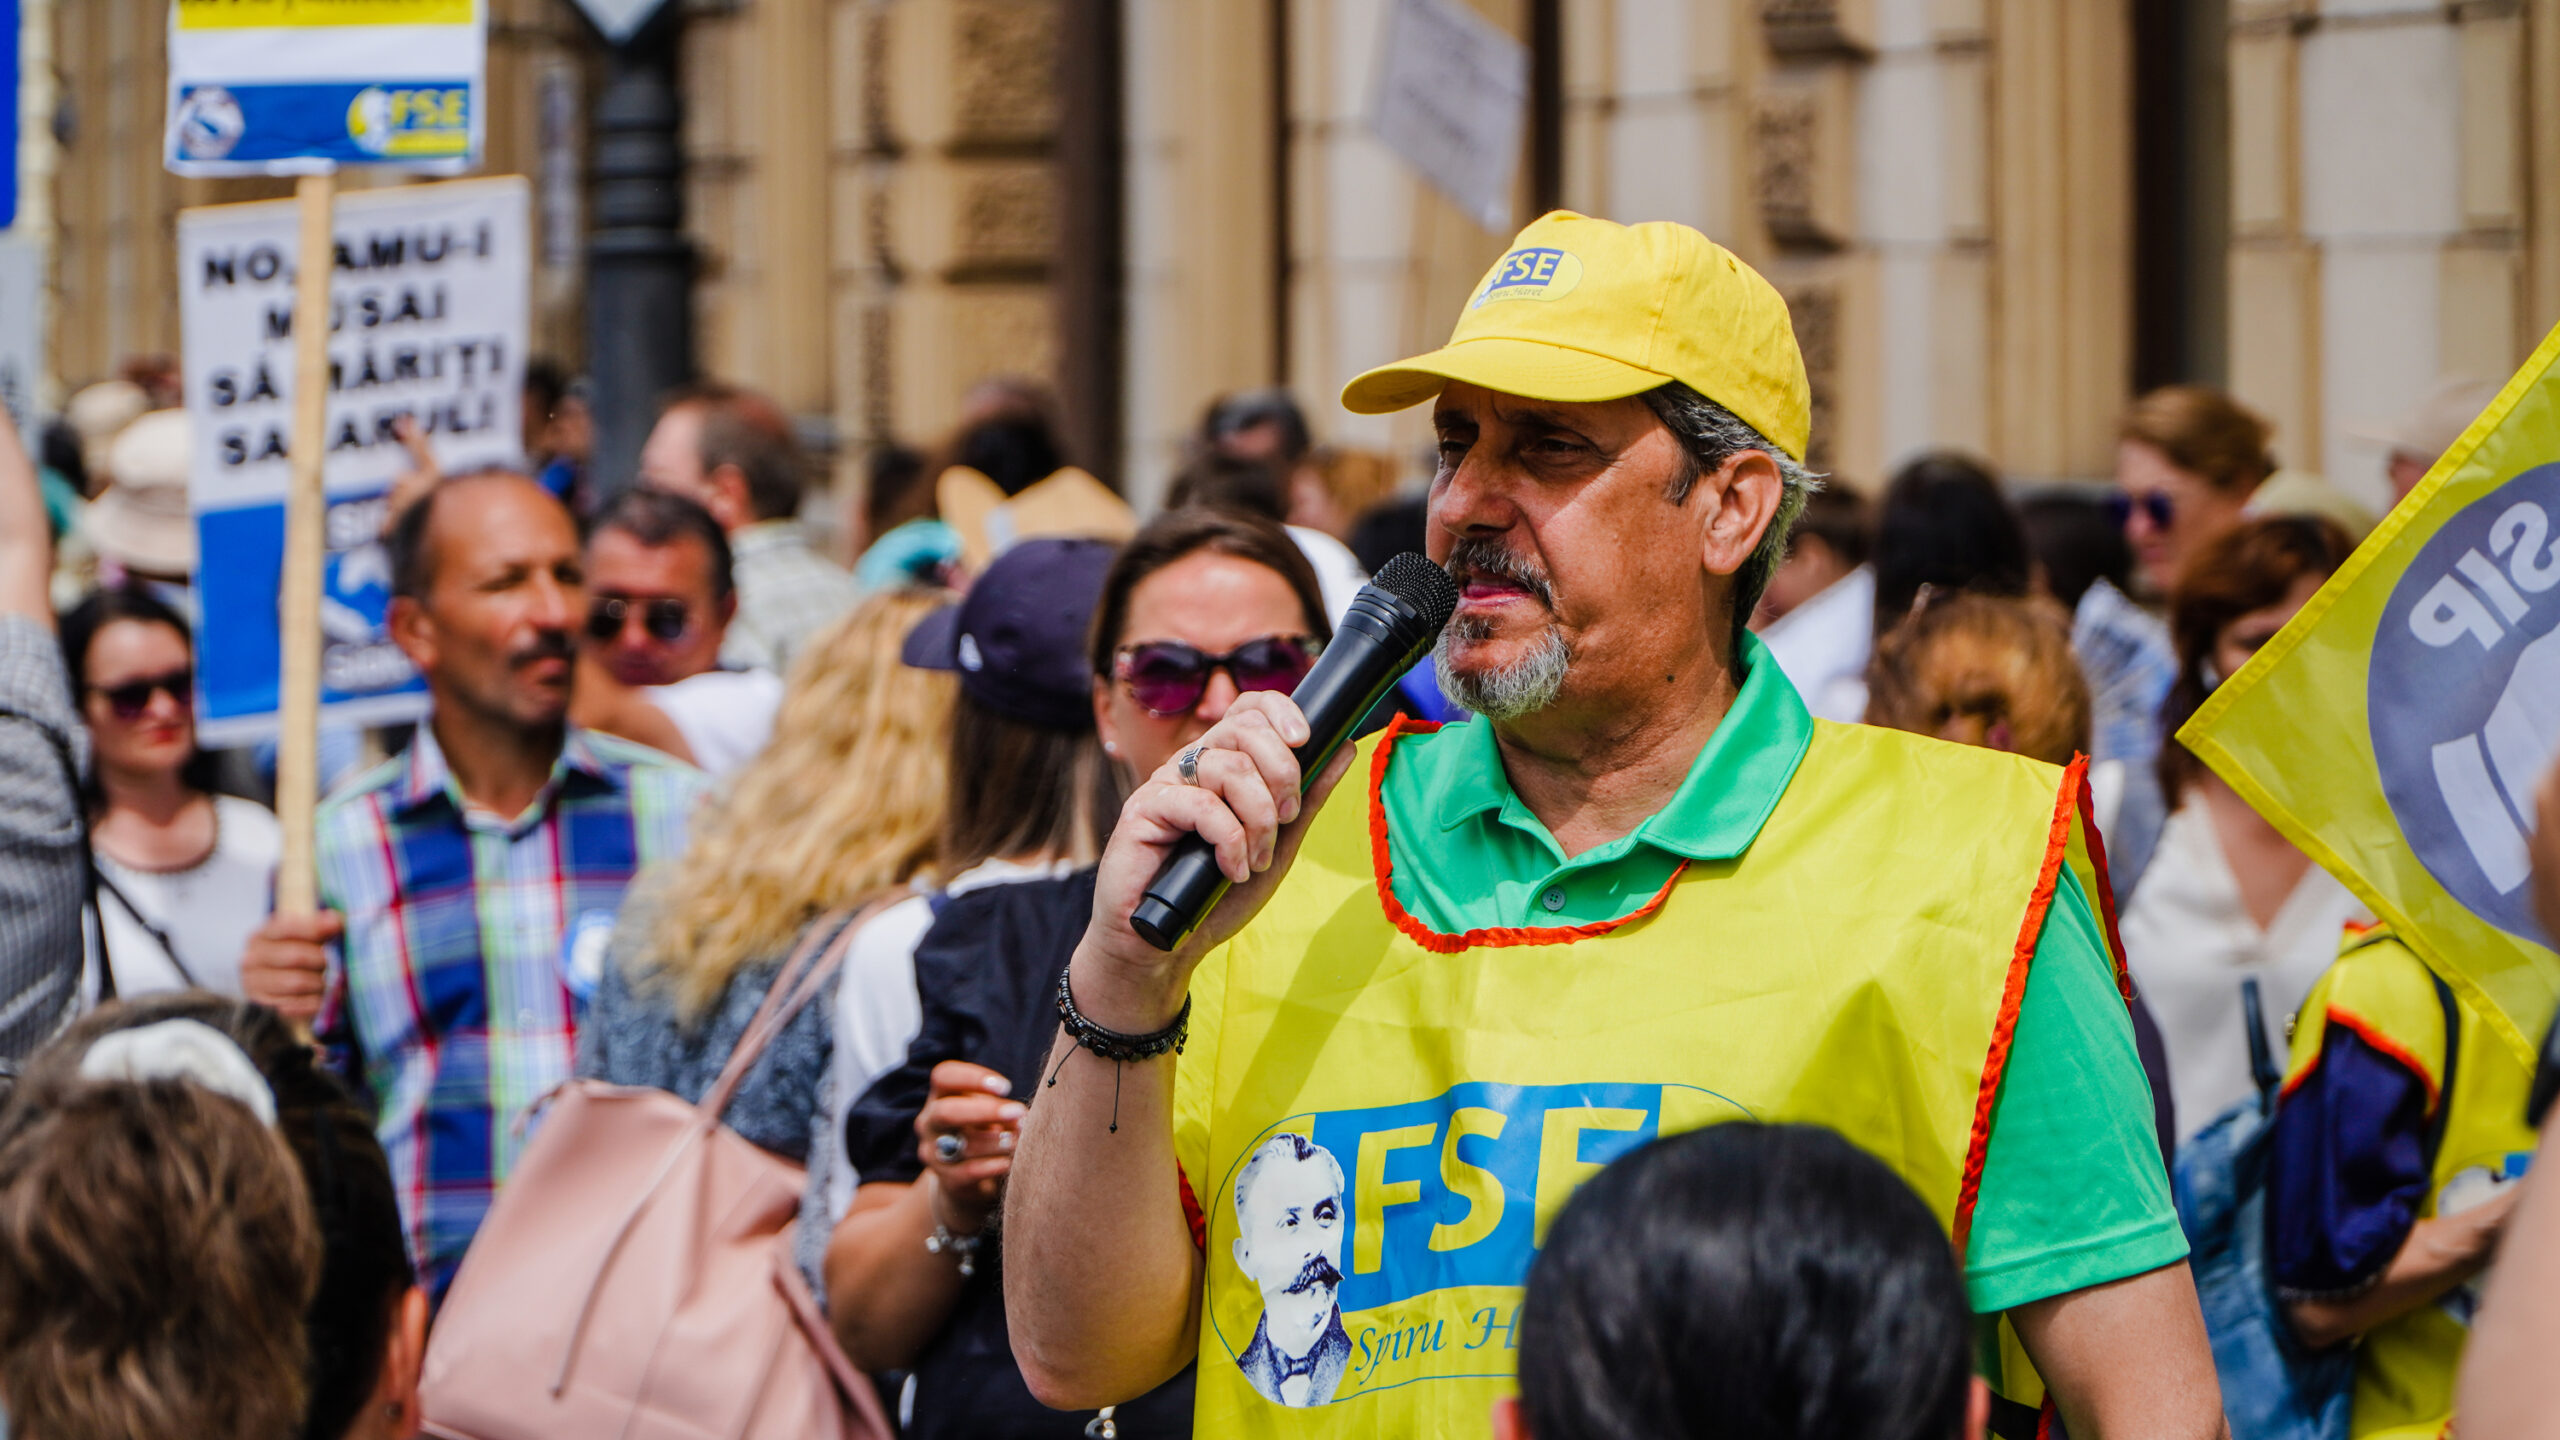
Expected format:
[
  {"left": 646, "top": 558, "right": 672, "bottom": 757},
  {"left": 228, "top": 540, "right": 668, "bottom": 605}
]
[
  {"left": 2228, "top": 0, "right": 2553, "bottom": 511},
  {"left": 1236, "top": 0, "right": 2131, "bottom": 497}
]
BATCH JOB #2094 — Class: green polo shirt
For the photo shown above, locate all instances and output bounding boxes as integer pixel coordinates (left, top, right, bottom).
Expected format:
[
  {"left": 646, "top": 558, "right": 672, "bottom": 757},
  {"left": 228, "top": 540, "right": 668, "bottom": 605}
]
[{"left": 1382, "top": 635, "right": 2187, "bottom": 1315}]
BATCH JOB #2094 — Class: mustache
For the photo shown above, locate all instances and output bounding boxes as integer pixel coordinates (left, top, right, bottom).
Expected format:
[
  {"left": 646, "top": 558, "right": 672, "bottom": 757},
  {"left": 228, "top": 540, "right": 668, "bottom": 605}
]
[
  {"left": 1285, "top": 1254, "right": 1343, "bottom": 1295},
  {"left": 511, "top": 631, "right": 576, "bottom": 668},
  {"left": 1443, "top": 539, "right": 1555, "bottom": 610}
]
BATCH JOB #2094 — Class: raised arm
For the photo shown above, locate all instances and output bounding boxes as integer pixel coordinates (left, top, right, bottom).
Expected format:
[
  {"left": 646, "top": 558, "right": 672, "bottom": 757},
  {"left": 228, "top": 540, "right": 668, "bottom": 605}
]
[
  {"left": 1004, "top": 693, "right": 1351, "bottom": 1409},
  {"left": 0, "top": 403, "right": 46, "bottom": 620},
  {"left": 0, "top": 401, "right": 85, "bottom": 1059}
]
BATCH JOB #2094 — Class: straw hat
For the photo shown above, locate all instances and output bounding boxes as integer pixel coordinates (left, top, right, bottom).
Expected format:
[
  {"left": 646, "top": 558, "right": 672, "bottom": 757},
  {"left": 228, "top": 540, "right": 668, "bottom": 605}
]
[
  {"left": 64, "top": 379, "right": 149, "bottom": 485},
  {"left": 2354, "top": 376, "right": 2502, "bottom": 464},
  {"left": 936, "top": 464, "right": 1137, "bottom": 575},
  {"left": 83, "top": 410, "right": 194, "bottom": 577}
]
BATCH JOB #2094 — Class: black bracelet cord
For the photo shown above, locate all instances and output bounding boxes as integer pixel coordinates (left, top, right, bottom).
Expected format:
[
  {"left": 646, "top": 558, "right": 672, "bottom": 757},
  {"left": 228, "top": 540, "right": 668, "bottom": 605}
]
[{"left": 1049, "top": 968, "right": 1191, "bottom": 1131}]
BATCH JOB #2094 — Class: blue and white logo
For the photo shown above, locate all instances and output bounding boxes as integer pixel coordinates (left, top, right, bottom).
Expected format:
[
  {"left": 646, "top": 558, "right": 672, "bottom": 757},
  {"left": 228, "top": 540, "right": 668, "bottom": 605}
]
[
  {"left": 2372, "top": 462, "right": 2560, "bottom": 941},
  {"left": 346, "top": 87, "right": 397, "bottom": 157},
  {"left": 173, "top": 86, "right": 247, "bottom": 162}
]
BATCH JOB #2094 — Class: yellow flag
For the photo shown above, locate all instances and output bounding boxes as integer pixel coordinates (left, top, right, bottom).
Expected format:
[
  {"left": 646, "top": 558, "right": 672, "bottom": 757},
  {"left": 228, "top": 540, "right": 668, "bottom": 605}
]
[{"left": 2181, "top": 323, "right": 2560, "bottom": 1070}]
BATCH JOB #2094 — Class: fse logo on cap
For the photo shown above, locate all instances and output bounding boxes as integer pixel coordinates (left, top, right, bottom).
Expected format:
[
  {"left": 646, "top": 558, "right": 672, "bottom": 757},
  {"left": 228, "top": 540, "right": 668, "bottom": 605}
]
[
  {"left": 1473, "top": 247, "right": 1584, "bottom": 308},
  {"left": 1340, "top": 211, "right": 1813, "bottom": 462}
]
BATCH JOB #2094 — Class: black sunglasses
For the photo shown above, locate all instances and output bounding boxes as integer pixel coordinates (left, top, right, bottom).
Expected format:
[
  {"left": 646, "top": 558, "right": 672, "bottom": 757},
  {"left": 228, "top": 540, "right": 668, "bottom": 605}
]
[
  {"left": 1114, "top": 636, "right": 1321, "bottom": 717},
  {"left": 586, "top": 596, "right": 693, "bottom": 644},
  {"left": 90, "top": 669, "right": 192, "bottom": 721},
  {"left": 2106, "top": 491, "right": 2175, "bottom": 530}
]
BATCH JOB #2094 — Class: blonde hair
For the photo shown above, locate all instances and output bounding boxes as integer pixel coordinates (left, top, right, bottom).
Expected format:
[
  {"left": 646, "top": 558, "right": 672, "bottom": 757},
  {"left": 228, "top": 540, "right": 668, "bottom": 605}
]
[
  {"left": 1863, "top": 594, "right": 2091, "bottom": 767},
  {"left": 640, "top": 588, "right": 957, "bottom": 1020}
]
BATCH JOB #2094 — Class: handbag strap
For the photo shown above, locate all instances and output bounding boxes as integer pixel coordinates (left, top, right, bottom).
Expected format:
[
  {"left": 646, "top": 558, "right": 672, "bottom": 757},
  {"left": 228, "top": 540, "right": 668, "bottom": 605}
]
[
  {"left": 2242, "top": 977, "right": 2280, "bottom": 1105},
  {"left": 545, "top": 894, "right": 899, "bottom": 1397},
  {"left": 698, "top": 895, "right": 895, "bottom": 1125}
]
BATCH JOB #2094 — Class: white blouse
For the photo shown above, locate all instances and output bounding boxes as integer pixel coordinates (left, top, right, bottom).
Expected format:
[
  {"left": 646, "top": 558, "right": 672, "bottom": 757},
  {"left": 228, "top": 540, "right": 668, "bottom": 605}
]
[
  {"left": 85, "top": 795, "right": 282, "bottom": 1002},
  {"left": 2122, "top": 801, "right": 2369, "bottom": 1141}
]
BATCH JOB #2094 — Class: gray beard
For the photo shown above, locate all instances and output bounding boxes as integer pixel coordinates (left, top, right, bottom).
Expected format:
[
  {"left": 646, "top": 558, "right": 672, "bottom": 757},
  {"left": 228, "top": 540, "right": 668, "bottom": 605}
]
[{"left": 1436, "top": 621, "right": 1570, "bottom": 720}]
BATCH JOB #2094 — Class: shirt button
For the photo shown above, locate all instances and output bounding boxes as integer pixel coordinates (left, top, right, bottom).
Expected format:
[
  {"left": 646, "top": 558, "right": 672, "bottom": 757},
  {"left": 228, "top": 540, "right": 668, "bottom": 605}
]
[
  {"left": 517, "top": 1008, "right": 537, "bottom": 1027},
  {"left": 1540, "top": 886, "right": 1567, "bottom": 914}
]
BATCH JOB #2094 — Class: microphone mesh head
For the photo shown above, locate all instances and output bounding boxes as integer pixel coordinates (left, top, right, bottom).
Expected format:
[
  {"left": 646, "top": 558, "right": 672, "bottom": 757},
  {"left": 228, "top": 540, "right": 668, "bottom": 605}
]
[{"left": 1374, "top": 552, "right": 1460, "bottom": 637}]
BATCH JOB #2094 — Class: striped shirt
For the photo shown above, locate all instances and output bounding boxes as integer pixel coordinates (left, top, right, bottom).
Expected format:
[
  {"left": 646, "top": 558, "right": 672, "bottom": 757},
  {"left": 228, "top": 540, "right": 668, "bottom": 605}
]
[
  {"left": 722, "top": 520, "right": 860, "bottom": 676},
  {"left": 314, "top": 723, "right": 707, "bottom": 1295},
  {"left": 0, "top": 614, "right": 84, "bottom": 1062}
]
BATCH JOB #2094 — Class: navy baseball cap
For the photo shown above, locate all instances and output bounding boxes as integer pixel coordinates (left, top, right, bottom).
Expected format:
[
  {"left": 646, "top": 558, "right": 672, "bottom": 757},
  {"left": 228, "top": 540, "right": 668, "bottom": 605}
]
[{"left": 901, "top": 537, "right": 1118, "bottom": 731}]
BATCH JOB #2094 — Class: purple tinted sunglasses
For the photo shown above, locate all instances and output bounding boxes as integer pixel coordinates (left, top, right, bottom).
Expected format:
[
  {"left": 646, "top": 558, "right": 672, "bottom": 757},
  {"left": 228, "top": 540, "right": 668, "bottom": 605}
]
[{"left": 1113, "top": 636, "right": 1321, "bottom": 716}]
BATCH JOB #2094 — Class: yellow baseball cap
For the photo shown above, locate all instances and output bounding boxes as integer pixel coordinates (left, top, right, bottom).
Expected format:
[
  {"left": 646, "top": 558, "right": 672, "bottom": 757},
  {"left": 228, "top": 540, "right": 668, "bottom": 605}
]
[{"left": 1341, "top": 211, "right": 1812, "bottom": 462}]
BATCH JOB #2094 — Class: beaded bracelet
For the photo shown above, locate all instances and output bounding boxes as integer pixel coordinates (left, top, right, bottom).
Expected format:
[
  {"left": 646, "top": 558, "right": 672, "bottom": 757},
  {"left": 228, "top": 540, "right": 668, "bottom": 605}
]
[{"left": 1050, "top": 969, "right": 1191, "bottom": 1131}]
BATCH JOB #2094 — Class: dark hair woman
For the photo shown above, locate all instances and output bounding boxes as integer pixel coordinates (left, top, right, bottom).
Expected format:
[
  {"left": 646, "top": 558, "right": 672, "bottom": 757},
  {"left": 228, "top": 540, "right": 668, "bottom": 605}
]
[
  {"left": 2122, "top": 515, "right": 2364, "bottom": 1146},
  {"left": 59, "top": 586, "right": 280, "bottom": 1001},
  {"left": 1871, "top": 452, "right": 2033, "bottom": 639},
  {"left": 1503, "top": 1123, "right": 1980, "bottom": 1440},
  {"left": 825, "top": 537, "right": 1184, "bottom": 1440},
  {"left": 825, "top": 514, "right": 1332, "bottom": 1439},
  {"left": 1091, "top": 507, "right": 1333, "bottom": 784}
]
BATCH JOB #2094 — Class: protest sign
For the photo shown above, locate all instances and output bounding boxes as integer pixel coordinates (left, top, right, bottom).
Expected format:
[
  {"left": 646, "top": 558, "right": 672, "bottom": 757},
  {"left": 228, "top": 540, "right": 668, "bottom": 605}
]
[
  {"left": 2181, "top": 322, "right": 2560, "bottom": 1069},
  {"left": 1371, "top": 0, "right": 1528, "bottom": 232},
  {"left": 0, "top": 237, "right": 45, "bottom": 436},
  {"left": 180, "top": 176, "right": 529, "bottom": 747},
  {"left": 0, "top": 0, "right": 18, "bottom": 227},
  {"left": 165, "top": 0, "right": 486, "bottom": 176}
]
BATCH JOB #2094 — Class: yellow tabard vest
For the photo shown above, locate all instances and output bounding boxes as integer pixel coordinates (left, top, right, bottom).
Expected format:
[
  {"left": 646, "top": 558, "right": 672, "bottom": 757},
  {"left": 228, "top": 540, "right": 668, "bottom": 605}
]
[
  {"left": 1173, "top": 716, "right": 2125, "bottom": 1438},
  {"left": 2281, "top": 927, "right": 2538, "bottom": 1440}
]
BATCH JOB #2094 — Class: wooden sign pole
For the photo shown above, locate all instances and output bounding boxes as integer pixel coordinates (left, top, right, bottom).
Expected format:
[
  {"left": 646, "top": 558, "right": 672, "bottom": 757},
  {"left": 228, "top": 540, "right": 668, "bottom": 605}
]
[{"left": 273, "top": 169, "right": 336, "bottom": 924}]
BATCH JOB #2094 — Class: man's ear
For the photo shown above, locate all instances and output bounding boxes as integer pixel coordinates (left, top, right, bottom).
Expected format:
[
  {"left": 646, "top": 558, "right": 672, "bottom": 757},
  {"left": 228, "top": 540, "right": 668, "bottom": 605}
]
[
  {"left": 376, "top": 1283, "right": 430, "bottom": 1439},
  {"left": 1964, "top": 1376, "right": 1990, "bottom": 1440},
  {"left": 707, "top": 464, "right": 757, "bottom": 531},
  {"left": 387, "top": 594, "right": 438, "bottom": 675},
  {"left": 1698, "top": 449, "right": 1785, "bottom": 580}
]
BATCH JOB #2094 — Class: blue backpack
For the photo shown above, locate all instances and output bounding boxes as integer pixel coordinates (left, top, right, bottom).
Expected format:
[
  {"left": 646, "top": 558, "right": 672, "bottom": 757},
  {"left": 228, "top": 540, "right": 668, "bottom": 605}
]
[{"left": 2172, "top": 974, "right": 2457, "bottom": 1440}]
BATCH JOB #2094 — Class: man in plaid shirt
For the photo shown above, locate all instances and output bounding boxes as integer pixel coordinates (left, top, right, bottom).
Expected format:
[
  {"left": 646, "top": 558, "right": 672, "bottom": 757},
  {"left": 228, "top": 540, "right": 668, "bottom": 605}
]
[{"left": 245, "top": 472, "right": 708, "bottom": 1296}]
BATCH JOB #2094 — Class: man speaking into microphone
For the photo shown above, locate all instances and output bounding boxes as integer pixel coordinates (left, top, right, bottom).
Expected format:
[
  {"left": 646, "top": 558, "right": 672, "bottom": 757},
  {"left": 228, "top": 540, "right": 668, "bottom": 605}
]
[{"left": 1006, "top": 213, "right": 2222, "bottom": 1439}]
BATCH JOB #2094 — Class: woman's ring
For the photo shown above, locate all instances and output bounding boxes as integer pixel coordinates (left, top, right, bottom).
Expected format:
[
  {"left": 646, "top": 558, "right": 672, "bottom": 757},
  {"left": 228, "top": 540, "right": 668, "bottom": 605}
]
[
  {"left": 934, "top": 1132, "right": 965, "bottom": 1163},
  {"left": 1176, "top": 745, "right": 1205, "bottom": 786}
]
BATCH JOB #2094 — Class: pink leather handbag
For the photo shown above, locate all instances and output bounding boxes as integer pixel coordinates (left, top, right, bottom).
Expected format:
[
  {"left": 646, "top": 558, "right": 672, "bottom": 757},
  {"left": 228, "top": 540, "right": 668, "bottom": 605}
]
[{"left": 420, "top": 909, "right": 892, "bottom": 1440}]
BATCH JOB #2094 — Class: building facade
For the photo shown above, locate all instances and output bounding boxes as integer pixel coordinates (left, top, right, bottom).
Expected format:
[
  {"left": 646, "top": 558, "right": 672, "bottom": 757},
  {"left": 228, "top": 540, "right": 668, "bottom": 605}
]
[{"left": 33, "top": 0, "right": 2560, "bottom": 525}]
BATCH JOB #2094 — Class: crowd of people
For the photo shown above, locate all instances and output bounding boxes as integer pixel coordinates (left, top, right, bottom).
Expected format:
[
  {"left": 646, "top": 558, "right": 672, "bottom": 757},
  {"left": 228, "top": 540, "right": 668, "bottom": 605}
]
[{"left": 0, "top": 209, "right": 2556, "bottom": 1440}]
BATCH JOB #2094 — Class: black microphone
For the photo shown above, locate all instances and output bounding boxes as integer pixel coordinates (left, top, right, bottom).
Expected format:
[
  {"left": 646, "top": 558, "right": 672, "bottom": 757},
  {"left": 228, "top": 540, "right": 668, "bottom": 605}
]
[{"left": 1129, "top": 553, "right": 1460, "bottom": 952}]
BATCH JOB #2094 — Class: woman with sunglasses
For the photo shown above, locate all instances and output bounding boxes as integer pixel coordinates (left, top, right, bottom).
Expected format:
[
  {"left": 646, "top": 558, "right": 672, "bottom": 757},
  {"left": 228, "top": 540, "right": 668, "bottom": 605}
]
[
  {"left": 824, "top": 517, "right": 1326, "bottom": 1440},
  {"left": 2114, "top": 385, "right": 2277, "bottom": 599},
  {"left": 58, "top": 586, "right": 279, "bottom": 1000},
  {"left": 1090, "top": 508, "right": 1333, "bottom": 784}
]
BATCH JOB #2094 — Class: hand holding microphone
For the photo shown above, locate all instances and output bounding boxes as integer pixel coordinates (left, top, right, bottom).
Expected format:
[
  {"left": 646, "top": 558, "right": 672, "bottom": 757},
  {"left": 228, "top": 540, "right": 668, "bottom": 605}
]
[
  {"left": 1131, "top": 554, "right": 1459, "bottom": 949},
  {"left": 1070, "top": 556, "right": 1458, "bottom": 1030}
]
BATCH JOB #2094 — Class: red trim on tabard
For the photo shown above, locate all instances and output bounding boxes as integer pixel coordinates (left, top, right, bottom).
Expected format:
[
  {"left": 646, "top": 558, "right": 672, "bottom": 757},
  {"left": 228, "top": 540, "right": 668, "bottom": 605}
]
[
  {"left": 1178, "top": 1163, "right": 1207, "bottom": 1251},
  {"left": 2291, "top": 1004, "right": 2444, "bottom": 1111},
  {"left": 1367, "top": 713, "right": 1688, "bottom": 954},
  {"left": 2037, "top": 1400, "right": 2057, "bottom": 1440},
  {"left": 2073, "top": 757, "right": 2134, "bottom": 1003},
  {"left": 1952, "top": 755, "right": 2088, "bottom": 1261}
]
